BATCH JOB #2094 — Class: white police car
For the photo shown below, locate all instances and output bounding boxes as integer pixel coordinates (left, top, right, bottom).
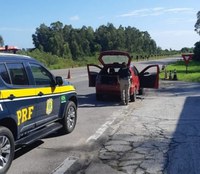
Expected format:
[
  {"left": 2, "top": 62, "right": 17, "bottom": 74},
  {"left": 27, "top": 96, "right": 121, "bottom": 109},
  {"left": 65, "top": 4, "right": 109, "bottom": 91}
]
[{"left": 0, "top": 53, "right": 78, "bottom": 173}]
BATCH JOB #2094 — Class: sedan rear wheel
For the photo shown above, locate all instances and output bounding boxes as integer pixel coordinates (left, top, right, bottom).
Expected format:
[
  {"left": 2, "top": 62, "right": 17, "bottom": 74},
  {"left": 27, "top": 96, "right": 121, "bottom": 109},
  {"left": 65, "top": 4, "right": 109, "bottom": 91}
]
[{"left": 0, "top": 127, "right": 15, "bottom": 174}]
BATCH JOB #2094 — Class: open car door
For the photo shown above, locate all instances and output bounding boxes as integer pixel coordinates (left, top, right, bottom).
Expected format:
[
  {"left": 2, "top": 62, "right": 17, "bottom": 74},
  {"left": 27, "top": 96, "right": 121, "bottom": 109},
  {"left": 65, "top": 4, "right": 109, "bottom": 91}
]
[
  {"left": 139, "top": 65, "right": 160, "bottom": 89},
  {"left": 87, "top": 64, "right": 102, "bottom": 87}
]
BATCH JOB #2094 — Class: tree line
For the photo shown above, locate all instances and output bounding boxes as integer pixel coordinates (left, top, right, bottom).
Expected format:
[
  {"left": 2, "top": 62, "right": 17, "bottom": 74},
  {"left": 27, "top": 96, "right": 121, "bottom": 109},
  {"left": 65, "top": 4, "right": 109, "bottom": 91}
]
[{"left": 32, "top": 22, "right": 160, "bottom": 60}]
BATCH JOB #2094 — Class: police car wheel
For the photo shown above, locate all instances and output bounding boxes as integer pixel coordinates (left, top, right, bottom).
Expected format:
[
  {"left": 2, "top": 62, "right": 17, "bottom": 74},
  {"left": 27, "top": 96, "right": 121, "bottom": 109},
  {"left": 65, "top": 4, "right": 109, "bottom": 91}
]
[
  {"left": 62, "top": 101, "right": 77, "bottom": 134},
  {"left": 0, "top": 126, "right": 15, "bottom": 174}
]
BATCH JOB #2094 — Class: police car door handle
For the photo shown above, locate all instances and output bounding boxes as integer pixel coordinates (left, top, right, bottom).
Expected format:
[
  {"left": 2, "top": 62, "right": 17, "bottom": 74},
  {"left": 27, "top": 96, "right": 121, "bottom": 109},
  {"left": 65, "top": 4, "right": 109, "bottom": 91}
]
[
  {"left": 38, "top": 92, "right": 44, "bottom": 96},
  {"left": 8, "top": 94, "right": 16, "bottom": 100}
]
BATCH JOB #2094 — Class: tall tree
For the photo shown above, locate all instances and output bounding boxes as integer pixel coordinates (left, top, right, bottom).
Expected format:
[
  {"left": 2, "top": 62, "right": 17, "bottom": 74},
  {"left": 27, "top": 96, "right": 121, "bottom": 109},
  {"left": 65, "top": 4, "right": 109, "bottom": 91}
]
[
  {"left": 32, "top": 23, "right": 51, "bottom": 51},
  {"left": 194, "top": 11, "right": 200, "bottom": 61},
  {"left": 49, "top": 21, "right": 65, "bottom": 56},
  {"left": 95, "top": 25, "right": 109, "bottom": 51},
  {"left": 116, "top": 25, "right": 126, "bottom": 50},
  {"left": 0, "top": 35, "right": 4, "bottom": 46},
  {"left": 195, "top": 11, "right": 200, "bottom": 35},
  {"left": 193, "top": 41, "right": 200, "bottom": 61}
]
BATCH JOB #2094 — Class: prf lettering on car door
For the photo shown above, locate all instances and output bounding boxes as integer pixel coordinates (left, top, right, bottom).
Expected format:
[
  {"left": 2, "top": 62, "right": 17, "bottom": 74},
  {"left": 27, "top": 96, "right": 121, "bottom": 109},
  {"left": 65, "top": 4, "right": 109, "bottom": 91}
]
[{"left": 17, "top": 106, "right": 34, "bottom": 126}]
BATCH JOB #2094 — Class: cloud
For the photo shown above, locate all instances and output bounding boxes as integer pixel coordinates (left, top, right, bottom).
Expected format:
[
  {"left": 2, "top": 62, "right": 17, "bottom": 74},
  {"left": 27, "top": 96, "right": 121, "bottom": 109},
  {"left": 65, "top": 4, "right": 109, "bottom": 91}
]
[
  {"left": 119, "top": 9, "right": 149, "bottom": 17},
  {"left": 118, "top": 7, "right": 195, "bottom": 18},
  {"left": 69, "top": 15, "right": 80, "bottom": 21},
  {"left": 165, "top": 8, "right": 193, "bottom": 13}
]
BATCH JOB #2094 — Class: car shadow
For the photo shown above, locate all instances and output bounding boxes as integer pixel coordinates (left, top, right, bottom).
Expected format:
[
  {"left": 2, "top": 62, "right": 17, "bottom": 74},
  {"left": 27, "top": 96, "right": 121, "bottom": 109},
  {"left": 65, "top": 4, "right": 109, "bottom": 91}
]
[
  {"left": 158, "top": 80, "right": 200, "bottom": 97},
  {"left": 12, "top": 135, "right": 105, "bottom": 173},
  {"left": 77, "top": 93, "right": 121, "bottom": 108},
  {"left": 14, "top": 140, "right": 44, "bottom": 160}
]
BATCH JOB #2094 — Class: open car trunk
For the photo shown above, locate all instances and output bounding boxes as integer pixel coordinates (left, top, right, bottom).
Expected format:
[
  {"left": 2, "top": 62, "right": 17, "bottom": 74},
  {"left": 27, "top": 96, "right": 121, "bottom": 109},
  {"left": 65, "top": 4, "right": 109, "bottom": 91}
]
[{"left": 98, "top": 74, "right": 119, "bottom": 85}]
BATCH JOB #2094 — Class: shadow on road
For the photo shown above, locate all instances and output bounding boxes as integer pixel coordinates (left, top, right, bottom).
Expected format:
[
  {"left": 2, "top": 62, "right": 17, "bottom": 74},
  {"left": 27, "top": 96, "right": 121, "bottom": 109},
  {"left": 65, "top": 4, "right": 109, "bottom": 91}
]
[
  {"left": 14, "top": 140, "right": 44, "bottom": 160},
  {"left": 158, "top": 80, "right": 200, "bottom": 97},
  {"left": 78, "top": 93, "right": 120, "bottom": 108},
  {"left": 164, "top": 96, "right": 200, "bottom": 173}
]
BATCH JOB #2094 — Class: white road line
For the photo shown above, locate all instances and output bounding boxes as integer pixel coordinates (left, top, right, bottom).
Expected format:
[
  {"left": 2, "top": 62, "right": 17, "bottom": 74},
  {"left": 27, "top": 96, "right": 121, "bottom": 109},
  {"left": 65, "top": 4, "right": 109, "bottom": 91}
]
[
  {"left": 51, "top": 156, "right": 78, "bottom": 174},
  {"left": 86, "top": 108, "right": 126, "bottom": 143},
  {"left": 86, "top": 120, "right": 114, "bottom": 143}
]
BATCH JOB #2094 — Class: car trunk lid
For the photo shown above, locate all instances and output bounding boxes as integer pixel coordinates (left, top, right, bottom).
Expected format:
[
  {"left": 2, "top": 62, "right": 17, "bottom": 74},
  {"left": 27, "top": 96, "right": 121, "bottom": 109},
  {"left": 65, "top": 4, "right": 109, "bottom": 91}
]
[{"left": 98, "top": 50, "right": 132, "bottom": 66}]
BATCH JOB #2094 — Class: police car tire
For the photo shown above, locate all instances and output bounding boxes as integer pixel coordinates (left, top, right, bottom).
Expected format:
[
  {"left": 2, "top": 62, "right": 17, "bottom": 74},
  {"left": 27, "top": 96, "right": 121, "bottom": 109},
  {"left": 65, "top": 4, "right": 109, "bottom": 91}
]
[
  {"left": 0, "top": 126, "right": 15, "bottom": 174},
  {"left": 62, "top": 101, "right": 77, "bottom": 134}
]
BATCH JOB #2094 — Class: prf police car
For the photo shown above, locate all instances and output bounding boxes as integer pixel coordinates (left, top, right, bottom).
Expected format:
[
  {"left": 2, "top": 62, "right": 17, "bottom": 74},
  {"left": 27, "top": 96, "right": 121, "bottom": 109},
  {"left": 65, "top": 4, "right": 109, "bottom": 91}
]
[{"left": 0, "top": 53, "right": 78, "bottom": 173}]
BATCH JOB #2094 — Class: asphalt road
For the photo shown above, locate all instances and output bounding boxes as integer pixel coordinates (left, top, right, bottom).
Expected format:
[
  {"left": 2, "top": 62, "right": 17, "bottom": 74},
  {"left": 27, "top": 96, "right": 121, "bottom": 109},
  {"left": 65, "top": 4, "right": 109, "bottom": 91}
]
[
  {"left": 83, "top": 80, "right": 200, "bottom": 174},
  {"left": 7, "top": 56, "right": 184, "bottom": 174}
]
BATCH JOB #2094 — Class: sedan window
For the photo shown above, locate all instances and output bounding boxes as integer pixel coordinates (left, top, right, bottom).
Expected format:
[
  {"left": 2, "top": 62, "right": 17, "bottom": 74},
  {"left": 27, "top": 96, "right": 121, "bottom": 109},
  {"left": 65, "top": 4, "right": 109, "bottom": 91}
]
[{"left": 101, "top": 55, "right": 129, "bottom": 65}]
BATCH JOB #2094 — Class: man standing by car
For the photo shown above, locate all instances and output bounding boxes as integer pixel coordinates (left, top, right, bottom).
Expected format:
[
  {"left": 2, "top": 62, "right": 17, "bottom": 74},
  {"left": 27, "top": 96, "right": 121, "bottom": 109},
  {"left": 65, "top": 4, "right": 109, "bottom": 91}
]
[{"left": 118, "top": 62, "right": 132, "bottom": 105}]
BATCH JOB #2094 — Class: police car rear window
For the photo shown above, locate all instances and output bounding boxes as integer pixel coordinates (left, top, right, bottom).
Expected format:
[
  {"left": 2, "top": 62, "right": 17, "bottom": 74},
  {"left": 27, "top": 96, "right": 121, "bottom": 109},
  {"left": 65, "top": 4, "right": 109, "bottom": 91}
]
[
  {"left": 7, "top": 63, "right": 29, "bottom": 86},
  {"left": 0, "top": 63, "right": 11, "bottom": 84}
]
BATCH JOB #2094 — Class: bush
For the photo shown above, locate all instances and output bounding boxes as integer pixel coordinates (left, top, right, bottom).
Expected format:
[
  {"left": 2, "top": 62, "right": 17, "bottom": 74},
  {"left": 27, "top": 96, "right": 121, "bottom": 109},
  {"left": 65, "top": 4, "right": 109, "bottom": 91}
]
[{"left": 193, "top": 41, "right": 200, "bottom": 61}]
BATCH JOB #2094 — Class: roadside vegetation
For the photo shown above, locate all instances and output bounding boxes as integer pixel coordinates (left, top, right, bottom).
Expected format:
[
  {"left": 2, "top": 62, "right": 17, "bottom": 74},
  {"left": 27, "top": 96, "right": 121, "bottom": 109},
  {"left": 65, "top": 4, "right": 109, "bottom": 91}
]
[
  {"left": 19, "top": 48, "right": 178, "bottom": 69},
  {"left": 19, "top": 49, "right": 99, "bottom": 69},
  {"left": 160, "top": 60, "right": 200, "bottom": 83}
]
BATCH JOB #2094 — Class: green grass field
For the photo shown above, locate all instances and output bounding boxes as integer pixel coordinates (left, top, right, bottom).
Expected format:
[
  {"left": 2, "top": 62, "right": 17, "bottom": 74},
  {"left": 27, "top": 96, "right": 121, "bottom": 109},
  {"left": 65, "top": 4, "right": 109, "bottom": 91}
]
[{"left": 160, "top": 60, "right": 200, "bottom": 82}]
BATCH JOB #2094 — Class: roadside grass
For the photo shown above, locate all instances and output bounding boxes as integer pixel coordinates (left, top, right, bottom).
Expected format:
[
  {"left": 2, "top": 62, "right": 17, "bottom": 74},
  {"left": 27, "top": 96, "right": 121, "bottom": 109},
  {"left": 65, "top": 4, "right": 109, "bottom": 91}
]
[{"left": 160, "top": 60, "right": 200, "bottom": 83}]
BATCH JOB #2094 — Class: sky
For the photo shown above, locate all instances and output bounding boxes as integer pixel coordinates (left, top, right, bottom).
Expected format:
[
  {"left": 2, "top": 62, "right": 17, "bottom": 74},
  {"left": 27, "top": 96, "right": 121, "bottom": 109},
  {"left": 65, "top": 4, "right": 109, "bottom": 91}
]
[{"left": 0, "top": 0, "right": 200, "bottom": 50}]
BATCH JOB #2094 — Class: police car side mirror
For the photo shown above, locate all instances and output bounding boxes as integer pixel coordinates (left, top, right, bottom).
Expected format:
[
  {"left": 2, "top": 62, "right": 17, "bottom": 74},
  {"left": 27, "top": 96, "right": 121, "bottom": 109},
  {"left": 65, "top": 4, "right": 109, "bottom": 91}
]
[{"left": 55, "top": 76, "right": 63, "bottom": 86}]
